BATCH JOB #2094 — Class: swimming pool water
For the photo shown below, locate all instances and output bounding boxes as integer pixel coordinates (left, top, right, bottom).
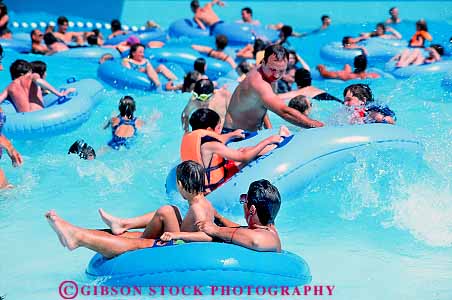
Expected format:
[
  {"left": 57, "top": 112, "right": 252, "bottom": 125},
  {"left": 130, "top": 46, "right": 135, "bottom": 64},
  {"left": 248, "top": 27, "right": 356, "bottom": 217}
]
[{"left": 1, "top": 1, "right": 452, "bottom": 299}]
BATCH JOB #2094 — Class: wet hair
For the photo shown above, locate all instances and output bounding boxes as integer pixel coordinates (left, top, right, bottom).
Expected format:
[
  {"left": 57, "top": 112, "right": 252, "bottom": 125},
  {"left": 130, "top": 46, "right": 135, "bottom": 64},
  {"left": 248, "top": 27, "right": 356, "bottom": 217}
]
[
  {"left": 246, "top": 179, "right": 281, "bottom": 225},
  {"left": 280, "top": 25, "right": 293, "bottom": 39},
  {"left": 176, "top": 160, "right": 205, "bottom": 194},
  {"left": 182, "top": 70, "right": 201, "bottom": 92},
  {"left": 30, "top": 61, "right": 47, "bottom": 78},
  {"left": 111, "top": 19, "right": 122, "bottom": 32},
  {"left": 342, "top": 36, "right": 352, "bottom": 47},
  {"left": 193, "top": 78, "right": 214, "bottom": 95},
  {"left": 294, "top": 68, "right": 312, "bottom": 88},
  {"left": 189, "top": 108, "right": 220, "bottom": 131},
  {"left": 263, "top": 44, "right": 289, "bottom": 63},
  {"left": 43, "top": 32, "right": 58, "bottom": 46},
  {"left": 194, "top": 57, "right": 206, "bottom": 74},
  {"left": 30, "top": 29, "right": 40, "bottom": 39},
  {"left": 253, "top": 39, "right": 267, "bottom": 58},
  {"left": 215, "top": 34, "right": 228, "bottom": 50},
  {"left": 430, "top": 44, "right": 444, "bottom": 56},
  {"left": 10, "top": 59, "right": 32, "bottom": 80},
  {"left": 321, "top": 15, "right": 329, "bottom": 22},
  {"left": 288, "top": 95, "right": 311, "bottom": 114},
  {"left": 129, "top": 43, "right": 145, "bottom": 59},
  {"left": 376, "top": 22, "right": 386, "bottom": 32},
  {"left": 242, "top": 7, "right": 252, "bottom": 15},
  {"left": 237, "top": 61, "right": 251, "bottom": 75},
  {"left": 416, "top": 19, "right": 428, "bottom": 32},
  {"left": 343, "top": 84, "right": 373, "bottom": 103},
  {"left": 353, "top": 54, "right": 368, "bottom": 73},
  {"left": 0, "top": 3, "right": 8, "bottom": 18},
  {"left": 57, "top": 16, "right": 69, "bottom": 26},
  {"left": 389, "top": 7, "right": 397, "bottom": 14},
  {"left": 190, "top": 0, "right": 200, "bottom": 12},
  {"left": 87, "top": 34, "right": 99, "bottom": 46},
  {"left": 118, "top": 95, "right": 136, "bottom": 119}
]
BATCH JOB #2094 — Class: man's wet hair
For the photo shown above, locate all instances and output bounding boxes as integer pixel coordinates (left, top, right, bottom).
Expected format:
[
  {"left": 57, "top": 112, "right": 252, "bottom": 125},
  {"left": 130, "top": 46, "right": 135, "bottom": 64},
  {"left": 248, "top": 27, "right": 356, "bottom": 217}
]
[
  {"left": 389, "top": 7, "right": 397, "bottom": 14},
  {"left": 57, "top": 16, "right": 69, "bottom": 25},
  {"left": 343, "top": 84, "right": 374, "bottom": 103},
  {"left": 416, "top": 19, "right": 428, "bottom": 32},
  {"left": 215, "top": 34, "right": 228, "bottom": 50},
  {"left": 43, "top": 32, "right": 58, "bottom": 46},
  {"left": 263, "top": 44, "right": 289, "bottom": 63},
  {"left": 190, "top": 0, "right": 200, "bottom": 12},
  {"left": 10, "top": 59, "right": 32, "bottom": 80},
  {"left": 280, "top": 25, "right": 293, "bottom": 39},
  {"left": 189, "top": 108, "right": 220, "bottom": 131},
  {"left": 376, "top": 22, "right": 386, "bottom": 32},
  {"left": 176, "top": 160, "right": 206, "bottom": 194},
  {"left": 430, "top": 44, "right": 444, "bottom": 56},
  {"left": 321, "top": 15, "right": 329, "bottom": 22},
  {"left": 194, "top": 57, "right": 206, "bottom": 74},
  {"left": 182, "top": 70, "right": 201, "bottom": 92},
  {"left": 118, "top": 96, "right": 136, "bottom": 119},
  {"left": 253, "top": 39, "right": 267, "bottom": 58},
  {"left": 294, "top": 68, "right": 312, "bottom": 88},
  {"left": 288, "top": 95, "right": 310, "bottom": 114},
  {"left": 129, "top": 43, "right": 145, "bottom": 58},
  {"left": 242, "top": 7, "right": 253, "bottom": 15},
  {"left": 193, "top": 78, "right": 214, "bottom": 96},
  {"left": 111, "top": 19, "right": 122, "bottom": 32},
  {"left": 30, "top": 60, "right": 47, "bottom": 78},
  {"left": 353, "top": 54, "right": 368, "bottom": 73},
  {"left": 87, "top": 34, "right": 99, "bottom": 45},
  {"left": 342, "top": 36, "right": 352, "bottom": 47},
  {"left": 30, "top": 29, "right": 40, "bottom": 39},
  {"left": 247, "top": 179, "right": 281, "bottom": 225},
  {"left": 237, "top": 61, "right": 251, "bottom": 75}
]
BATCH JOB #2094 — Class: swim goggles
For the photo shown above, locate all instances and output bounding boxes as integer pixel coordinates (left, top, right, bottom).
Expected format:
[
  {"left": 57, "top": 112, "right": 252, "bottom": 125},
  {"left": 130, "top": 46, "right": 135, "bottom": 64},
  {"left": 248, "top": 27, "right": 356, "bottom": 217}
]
[{"left": 192, "top": 91, "right": 213, "bottom": 102}]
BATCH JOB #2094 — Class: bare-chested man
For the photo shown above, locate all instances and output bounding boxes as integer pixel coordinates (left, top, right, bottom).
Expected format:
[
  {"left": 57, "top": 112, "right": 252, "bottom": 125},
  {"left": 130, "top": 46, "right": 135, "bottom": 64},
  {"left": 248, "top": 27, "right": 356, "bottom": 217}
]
[
  {"left": 52, "top": 16, "right": 84, "bottom": 46},
  {"left": 181, "top": 78, "right": 231, "bottom": 132},
  {"left": 190, "top": 0, "right": 224, "bottom": 33},
  {"left": 224, "top": 45, "right": 324, "bottom": 132},
  {"left": 0, "top": 60, "right": 75, "bottom": 112}
]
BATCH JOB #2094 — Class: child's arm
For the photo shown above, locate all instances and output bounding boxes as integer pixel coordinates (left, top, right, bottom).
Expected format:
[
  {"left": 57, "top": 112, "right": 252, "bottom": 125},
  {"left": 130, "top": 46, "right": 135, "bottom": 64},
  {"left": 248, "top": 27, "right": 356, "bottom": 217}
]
[
  {"left": 0, "top": 135, "right": 23, "bottom": 167},
  {"left": 263, "top": 113, "right": 272, "bottom": 129},
  {"left": 218, "top": 129, "right": 244, "bottom": 143},
  {"left": 33, "top": 76, "right": 76, "bottom": 97},
  {"left": 0, "top": 88, "right": 8, "bottom": 104}
]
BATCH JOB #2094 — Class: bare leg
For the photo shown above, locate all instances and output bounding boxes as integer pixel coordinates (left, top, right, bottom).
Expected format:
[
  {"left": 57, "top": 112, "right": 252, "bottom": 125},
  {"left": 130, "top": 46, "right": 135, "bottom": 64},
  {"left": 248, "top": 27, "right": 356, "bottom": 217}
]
[
  {"left": 46, "top": 210, "right": 155, "bottom": 258},
  {"left": 396, "top": 49, "right": 423, "bottom": 67},
  {"left": 156, "top": 64, "right": 177, "bottom": 80},
  {"left": 141, "top": 205, "right": 181, "bottom": 239},
  {"left": 99, "top": 208, "right": 155, "bottom": 235}
]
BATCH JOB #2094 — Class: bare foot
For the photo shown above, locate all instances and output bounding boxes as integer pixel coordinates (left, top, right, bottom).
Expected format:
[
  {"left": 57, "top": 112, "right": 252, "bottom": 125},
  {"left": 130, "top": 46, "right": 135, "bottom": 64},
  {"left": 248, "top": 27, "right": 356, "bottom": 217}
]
[
  {"left": 98, "top": 208, "right": 127, "bottom": 235},
  {"left": 45, "top": 210, "right": 80, "bottom": 250}
]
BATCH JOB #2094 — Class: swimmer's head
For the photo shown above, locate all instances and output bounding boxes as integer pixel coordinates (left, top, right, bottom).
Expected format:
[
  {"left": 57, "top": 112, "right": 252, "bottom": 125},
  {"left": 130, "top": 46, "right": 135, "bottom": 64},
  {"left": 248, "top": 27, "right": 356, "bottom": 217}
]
[
  {"left": 321, "top": 15, "right": 331, "bottom": 25},
  {"left": 30, "top": 60, "right": 47, "bottom": 78},
  {"left": 0, "top": 3, "right": 8, "bottom": 17},
  {"left": 129, "top": 43, "right": 145, "bottom": 59},
  {"left": 389, "top": 7, "right": 398, "bottom": 17},
  {"left": 190, "top": 0, "right": 200, "bottom": 13},
  {"left": 261, "top": 45, "right": 289, "bottom": 82},
  {"left": 126, "top": 35, "right": 141, "bottom": 46},
  {"left": 245, "top": 179, "right": 281, "bottom": 226},
  {"left": 288, "top": 95, "right": 312, "bottom": 116},
  {"left": 57, "top": 16, "right": 69, "bottom": 32},
  {"left": 68, "top": 139, "right": 96, "bottom": 160},
  {"left": 430, "top": 44, "right": 444, "bottom": 56},
  {"left": 193, "top": 79, "right": 214, "bottom": 102},
  {"left": 237, "top": 61, "right": 251, "bottom": 75},
  {"left": 353, "top": 54, "right": 368, "bottom": 73},
  {"left": 375, "top": 23, "right": 386, "bottom": 36},
  {"left": 43, "top": 32, "right": 58, "bottom": 46},
  {"left": 176, "top": 160, "right": 205, "bottom": 196},
  {"left": 215, "top": 34, "right": 228, "bottom": 50},
  {"left": 118, "top": 95, "right": 136, "bottom": 119},
  {"left": 253, "top": 38, "right": 267, "bottom": 59},
  {"left": 189, "top": 108, "right": 220, "bottom": 132},
  {"left": 279, "top": 25, "right": 293, "bottom": 40},
  {"left": 30, "top": 29, "right": 44, "bottom": 42},
  {"left": 194, "top": 57, "right": 207, "bottom": 74},
  {"left": 241, "top": 7, "right": 253, "bottom": 22},
  {"left": 10, "top": 59, "right": 32, "bottom": 80},
  {"left": 416, "top": 19, "right": 428, "bottom": 32},
  {"left": 87, "top": 34, "right": 99, "bottom": 46},
  {"left": 343, "top": 84, "right": 373, "bottom": 106},
  {"left": 111, "top": 19, "right": 122, "bottom": 33},
  {"left": 342, "top": 36, "right": 352, "bottom": 47},
  {"left": 294, "top": 68, "right": 312, "bottom": 88},
  {"left": 182, "top": 70, "right": 201, "bottom": 93},
  {"left": 99, "top": 53, "right": 114, "bottom": 64}
]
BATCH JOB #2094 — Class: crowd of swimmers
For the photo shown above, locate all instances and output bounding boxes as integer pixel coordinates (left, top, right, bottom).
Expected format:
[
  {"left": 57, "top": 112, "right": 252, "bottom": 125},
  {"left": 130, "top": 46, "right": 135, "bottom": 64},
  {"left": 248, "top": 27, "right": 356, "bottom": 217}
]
[{"left": 0, "top": 1, "right": 446, "bottom": 256}]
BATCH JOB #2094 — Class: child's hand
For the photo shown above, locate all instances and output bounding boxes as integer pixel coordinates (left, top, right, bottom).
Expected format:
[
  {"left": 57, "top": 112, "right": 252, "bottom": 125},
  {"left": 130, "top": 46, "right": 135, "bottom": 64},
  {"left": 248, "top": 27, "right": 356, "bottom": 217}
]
[
  {"left": 8, "top": 148, "right": 23, "bottom": 167},
  {"left": 232, "top": 129, "right": 245, "bottom": 139},
  {"left": 62, "top": 87, "right": 76, "bottom": 96},
  {"left": 197, "top": 220, "right": 219, "bottom": 236},
  {"left": 160, "top": 232, "right": 176, "bottom": 241}
]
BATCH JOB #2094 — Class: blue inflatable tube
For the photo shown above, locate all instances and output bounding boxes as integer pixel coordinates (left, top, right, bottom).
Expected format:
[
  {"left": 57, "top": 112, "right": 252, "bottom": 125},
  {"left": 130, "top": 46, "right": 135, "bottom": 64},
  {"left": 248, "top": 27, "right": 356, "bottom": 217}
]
[
  {"left": 169, "top": 19, "right": 209, "bottom": 39},
  {"left": 212, "top": 23, "right": 279, "bottom": 46},
  {"left": 104, "top": 29, "right": 168, "bottom": 46},
  {"left": 148, "top": 47, "right": 232, "bottom": 80},
  {"left": 166, "top": 125, "right": 422, "bottom": 210},
  {"left": 0, "top": 38, "right": 30, "bottom": 53},
  {"left": 98, "top": 60, "right": 185, "bottom": 91},
  {"left": 1, "top": 79, "right": 103, "bottom": 139},
  {"left": 52, "top": 47, "right": 121, "bottom": 59},
  {"left": 385, "top": 59, "right": 452, "bottom": 78},
  {"left": 320, "top": 38, "right": 408, "bottom": 64},
  {"left": 310, "top": 67, "right": 394, "bottom": 82},
  {"left": 86, "top": 242, "right": 311, "bottom": 286}
]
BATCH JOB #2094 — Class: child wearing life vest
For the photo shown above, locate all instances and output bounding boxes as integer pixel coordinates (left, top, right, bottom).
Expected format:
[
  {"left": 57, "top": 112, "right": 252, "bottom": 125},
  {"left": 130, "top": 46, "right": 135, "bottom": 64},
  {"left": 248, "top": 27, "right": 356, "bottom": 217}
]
[
  {"left": 409, "top": 19, "right": 432, "bottom": 48},
  {"left": 181, "top": 108, "right": 291, "bottom": 192}
]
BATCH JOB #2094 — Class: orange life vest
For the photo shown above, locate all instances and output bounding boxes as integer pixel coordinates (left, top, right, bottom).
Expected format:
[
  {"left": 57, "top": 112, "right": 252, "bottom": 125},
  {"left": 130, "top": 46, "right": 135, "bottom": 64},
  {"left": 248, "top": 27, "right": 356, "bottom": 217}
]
[
  {"left": 409, "top": 31, "right": 432, "bottom": 47},
  {"left": 180, "top": 129, "right": 227, "bottom": 190}
]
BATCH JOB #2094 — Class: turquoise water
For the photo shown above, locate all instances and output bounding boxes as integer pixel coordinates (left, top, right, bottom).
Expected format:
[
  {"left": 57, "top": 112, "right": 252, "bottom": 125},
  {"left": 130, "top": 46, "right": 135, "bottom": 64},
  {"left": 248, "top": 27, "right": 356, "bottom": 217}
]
[{"left": 1, "top": 1, "right": 452, "bottom": 300}]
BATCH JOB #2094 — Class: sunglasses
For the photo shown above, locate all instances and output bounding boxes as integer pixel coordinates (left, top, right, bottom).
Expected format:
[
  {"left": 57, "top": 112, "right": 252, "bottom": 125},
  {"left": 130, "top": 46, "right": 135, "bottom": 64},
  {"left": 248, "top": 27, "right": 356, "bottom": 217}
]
[
  {"left": 239, "top": 193, "right": 248, "bottom": 204},
  {"left": 192, "top": 91, "right": 212, "bottom": 102}
]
